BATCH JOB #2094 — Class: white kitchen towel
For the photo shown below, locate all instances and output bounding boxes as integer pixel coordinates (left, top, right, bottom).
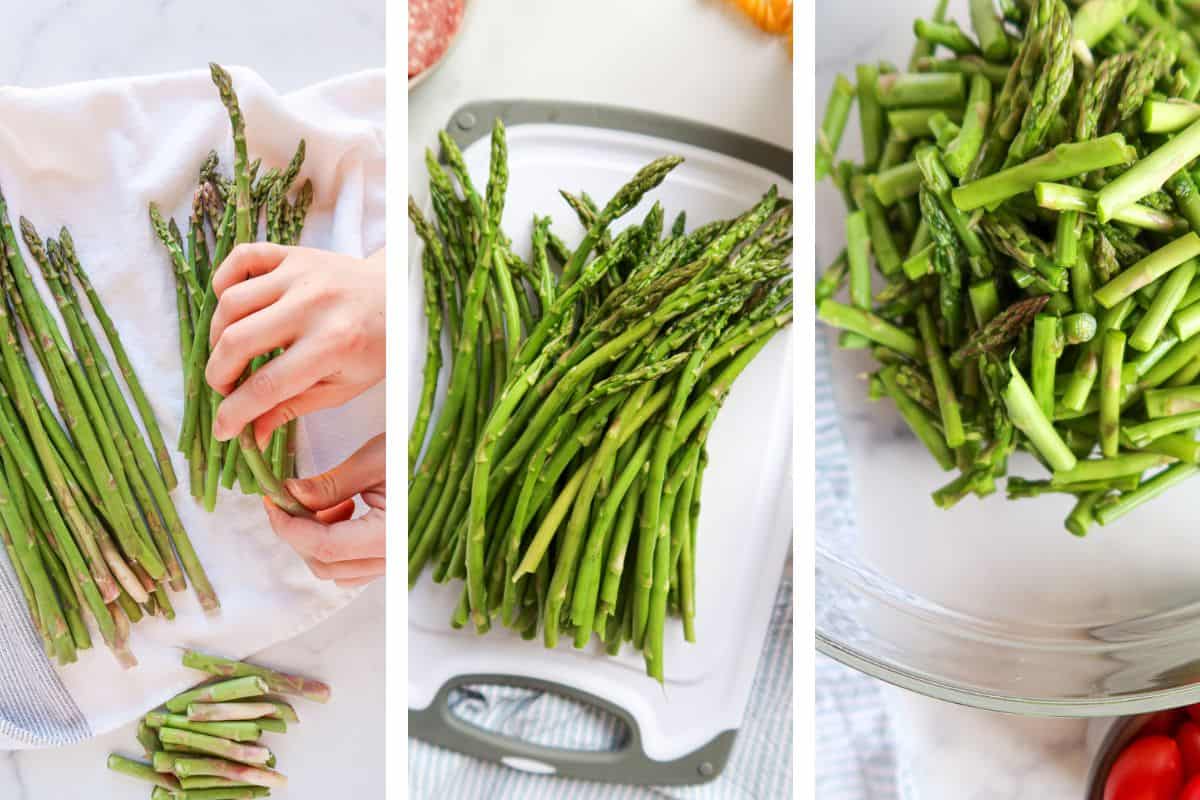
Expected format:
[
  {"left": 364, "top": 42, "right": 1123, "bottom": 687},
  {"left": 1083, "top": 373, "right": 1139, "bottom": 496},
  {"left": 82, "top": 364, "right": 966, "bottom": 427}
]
[
  {"left": 0, "top": 66, "right": 385, "bottom": 749},
  {"left": 408, "top": 561, "right": 792, "bottom": 799}
]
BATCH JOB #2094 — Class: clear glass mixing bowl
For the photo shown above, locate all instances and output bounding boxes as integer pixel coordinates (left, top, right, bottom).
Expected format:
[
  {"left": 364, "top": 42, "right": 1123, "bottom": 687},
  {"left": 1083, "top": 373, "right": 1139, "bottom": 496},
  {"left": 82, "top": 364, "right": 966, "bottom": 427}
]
[{"left": 816, "top": 0, "right": 1200, "bottom": 717}]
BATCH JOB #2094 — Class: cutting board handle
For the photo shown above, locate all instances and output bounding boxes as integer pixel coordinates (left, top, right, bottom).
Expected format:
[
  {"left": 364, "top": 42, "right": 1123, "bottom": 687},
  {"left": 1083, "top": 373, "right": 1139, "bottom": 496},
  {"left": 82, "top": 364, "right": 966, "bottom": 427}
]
[{"left": 409, "top": 672, "right": 735, "bottom": 786}]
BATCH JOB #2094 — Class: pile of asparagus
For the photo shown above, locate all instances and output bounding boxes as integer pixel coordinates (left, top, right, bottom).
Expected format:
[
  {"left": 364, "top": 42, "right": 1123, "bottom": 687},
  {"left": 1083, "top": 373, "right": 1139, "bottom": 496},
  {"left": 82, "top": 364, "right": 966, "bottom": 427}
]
[
  {"left": 107, "top": 650, "right": 332, "bottom": 798},
  {"left": 408, "top": 119, "right": 792, "bottom": 680},
  {"left": 817, "top": 0, "right": 1200, "bottom": 534},
  {"left": 0, "top": 184, "right": 216, "bottom": 667},
  {"left": 153, "top": 64, "right": 313, "bottom": 516}
]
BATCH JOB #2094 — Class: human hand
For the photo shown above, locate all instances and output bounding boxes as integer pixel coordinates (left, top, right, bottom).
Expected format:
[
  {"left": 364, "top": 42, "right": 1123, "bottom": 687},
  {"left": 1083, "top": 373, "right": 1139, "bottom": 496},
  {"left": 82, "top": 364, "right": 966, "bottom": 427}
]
[
  {"left": 263, "top": 433, "right": 386, "bottom": 587},
  {"left": 206, "top": 244, "right": 385, "bottom": 447}
]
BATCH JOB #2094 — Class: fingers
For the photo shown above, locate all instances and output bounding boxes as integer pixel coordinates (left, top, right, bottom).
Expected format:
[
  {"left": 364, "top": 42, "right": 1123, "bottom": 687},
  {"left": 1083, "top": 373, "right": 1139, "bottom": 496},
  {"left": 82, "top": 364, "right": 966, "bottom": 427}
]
[
  {"left": 315, "top": 498, "right": 357, "bottom": 524},
  {"left": 250, "top": 383, "right": 361, "bottom": 449},
  {"left": 304, "top": 557, "right": 385, "bottom": 583},
  {"left": 206, "top": 303, "right": 302, "bottom": 400},
  {"left": 210, "top": 337, "right": 331, "bottom": 440},
  {"left": 333, "top": 576, "right": 377, "bottom": 589},
  {"left": 211, "top": 242, "right": 291, "bottom": 298},
  {"left": 284, "top": 434, "right": 385, "bottom": 510},
  {"left": 209, "top": 272, "right": 287, "bottom": 349},
  {"left": 264, "top": 500, "right": 385, "bottom": 564}
]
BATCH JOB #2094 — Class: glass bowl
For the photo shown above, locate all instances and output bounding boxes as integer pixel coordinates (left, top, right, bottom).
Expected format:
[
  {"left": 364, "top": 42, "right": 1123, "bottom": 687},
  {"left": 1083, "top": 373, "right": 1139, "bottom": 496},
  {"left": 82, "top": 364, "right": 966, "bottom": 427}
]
[{"left": 815, "top": 0, "right": 1200, "bottom": 717}]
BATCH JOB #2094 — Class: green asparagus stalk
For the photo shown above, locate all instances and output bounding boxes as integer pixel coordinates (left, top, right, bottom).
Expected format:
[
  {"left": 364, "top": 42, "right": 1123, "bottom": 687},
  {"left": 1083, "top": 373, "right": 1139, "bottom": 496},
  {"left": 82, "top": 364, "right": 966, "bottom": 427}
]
[
  {"left": 945, "top": 74, "right": 992, "bottom": 179},
  {"left": 1035, "top": 182, "right": 1184, "bottom": 232},
  {"left": 952, "top": 134, "right": 1136, "bottom": 210},
  {"left": 817, "top": 75, "right": 855, "bottom": 181},
  {"left": 917, "top": 306, "right": 964, "bottom": 447},
  {"left": 157, "top": 728, "right": 272, "bottom": 766},
  {"left": 1004, "top": 357, "right": 1078, "bottom": 472},
  {"left": 876, "top": 72, "right": 966, "bottom": 107},
  {"left": 1094, "top": 233, "right": 1200, "bottom": 308},
  {"left": 1095, "top": 463, "right": 1200, "bottom": 523},
  {"left": 1145, "top": 385, "right": 1200, "bottom": 416},
  {"left": 856, "top": 64, "right": 885, "bottom": 171},
  {"left": 968, "top": 0, "right": 1008, "bottom": 60},
  {"left": 144, "top": 712, "right": 261, "bottom": 742},
  {"left": 170, "top": 758, "right": 286, "bottom": 790},
  {"left": 181, "top": 651, "right": 332, "bottom": 703},
  {"left": 185, "top": 702, "right": 284, "bottom": 722},
  {"left": 166, "top": 677, "right": 270, "bottom": 713},
  {"left": 108, "top": 755, "right": 182, "bottom": 790},
  {"left": 1098, "top": 119, "right": 1200, "bottom": 222},
  {"left": 1099, "top": 330, "right": 1126, "bottom": 456}
]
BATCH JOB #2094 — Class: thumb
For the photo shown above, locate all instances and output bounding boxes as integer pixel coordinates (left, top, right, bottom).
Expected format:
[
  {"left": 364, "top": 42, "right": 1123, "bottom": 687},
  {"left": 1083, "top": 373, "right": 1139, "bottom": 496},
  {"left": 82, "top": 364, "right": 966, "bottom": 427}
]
[{"left": 285, "top": 433, "right": 385, "bottom": 511}]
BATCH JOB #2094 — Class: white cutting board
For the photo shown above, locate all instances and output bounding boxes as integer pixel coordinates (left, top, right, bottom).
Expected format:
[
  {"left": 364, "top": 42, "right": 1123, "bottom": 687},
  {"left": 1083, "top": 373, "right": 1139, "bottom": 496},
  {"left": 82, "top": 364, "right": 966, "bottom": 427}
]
[{"left": 407, "top": 117, "right": 793, "bottom": 765}]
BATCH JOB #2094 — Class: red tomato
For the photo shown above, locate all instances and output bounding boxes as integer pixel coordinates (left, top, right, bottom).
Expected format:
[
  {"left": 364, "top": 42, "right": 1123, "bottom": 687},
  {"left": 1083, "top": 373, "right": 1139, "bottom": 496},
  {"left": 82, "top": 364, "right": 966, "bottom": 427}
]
[
  {"left": 1104, "top": 735, "right": 1184, "bottom": 800},
  {"left": 1182, "top": 775, "right": 1200, "bottom": 800},
  {"left": 1179, "top": 721, "right": 1200, "bottom": 777},
  {"left": 1188, "top": 704, "right": 1200, "bottom": 725},
  {"left": 1141, "top": 711, "right": 1184, "bottom": 739}
]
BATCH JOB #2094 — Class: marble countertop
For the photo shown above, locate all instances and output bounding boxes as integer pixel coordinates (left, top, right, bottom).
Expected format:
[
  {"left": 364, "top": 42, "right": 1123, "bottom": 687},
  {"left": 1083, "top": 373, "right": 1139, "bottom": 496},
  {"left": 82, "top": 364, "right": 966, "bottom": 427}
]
[
  {"left": 882, "top": 682, "right": 1090, "bottom": 799},
  {"left": 0, "top": 2, "right": 384, "bottom": 799},
  {"left": 2, "top": 0, "right": 382, "bottom": 92}
]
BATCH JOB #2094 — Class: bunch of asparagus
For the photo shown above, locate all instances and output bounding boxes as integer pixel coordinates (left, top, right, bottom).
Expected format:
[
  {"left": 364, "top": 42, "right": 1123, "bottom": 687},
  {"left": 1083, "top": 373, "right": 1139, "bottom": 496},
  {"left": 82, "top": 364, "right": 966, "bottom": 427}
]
[
  {"left": 153, "top": 64, "right": 313, "bottom": 516},
  {"left": 817, "top": 0, "right": 1200, "bottom": 534},
  {"left": 408, "top": 119, "right": 793, "bottom": 680},
  {"left": 0, "top": 182, "right": 216, "bottom": 667},
  {"left": 107, "top": 650, "right": 332, "bottom": 798}
]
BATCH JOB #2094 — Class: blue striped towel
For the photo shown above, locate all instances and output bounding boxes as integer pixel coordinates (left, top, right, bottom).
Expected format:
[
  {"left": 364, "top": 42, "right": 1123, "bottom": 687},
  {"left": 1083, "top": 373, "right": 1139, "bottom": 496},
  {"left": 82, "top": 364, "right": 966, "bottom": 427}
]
[
  {"left": 0, "top": 557, "right": 90, "bottom": 746},
  {"left": 409, "top": 561, "right": 792, "bottom": 799},
  {"left": 814, "top": 327, "right": 908, "bottom": 799}
]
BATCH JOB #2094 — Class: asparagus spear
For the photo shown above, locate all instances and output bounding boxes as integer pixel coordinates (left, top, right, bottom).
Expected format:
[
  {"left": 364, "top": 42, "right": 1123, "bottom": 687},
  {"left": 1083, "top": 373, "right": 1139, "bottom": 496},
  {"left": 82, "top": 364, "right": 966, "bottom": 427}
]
[
  {"left": 1098, "top": 119, "right": 1200, "bottom": 222},
  {"left": 953, "top": 134, "right": 1136, "bottom": 210},
  {"left": 817, "top": 75, "right": 855, "bottom": 180},
  {"left": 1099, "top": 330, "right": 1126, "bottom": 456},
  {"left": 165, "top": 677, "right": 270, "bottom": 713},
  {"left": 945, "top": 74, "right": 992, "bottom": 178},
  {"left": 60, "top": 231, "right": 178, "bottom": 490},
  {"left": 186, "top": 702, "right": 286, "bottom": 722},
  {"left": 170, "top": 758, "right": 286, "bottom": 789},
  {"left": 1094, "top": 233, "right": 1200, "bottom": 308},
  {"left": 181, "top": 651, "right": 332, "bottom": 703},
  {"left": 856, "top": 64, "right": 885, "bottom": 171},
  {"left": 208, "top": 63, "right": 311, "bottom": 518},
  {"left": 107, "top": 755, "right": 182, "bottom": 790},
  {"left": 1006, "top": 357, "right": 1078, "bottom": 473},
  {"left": 144, "top": 712, "right": 261, "bottom": 742}
]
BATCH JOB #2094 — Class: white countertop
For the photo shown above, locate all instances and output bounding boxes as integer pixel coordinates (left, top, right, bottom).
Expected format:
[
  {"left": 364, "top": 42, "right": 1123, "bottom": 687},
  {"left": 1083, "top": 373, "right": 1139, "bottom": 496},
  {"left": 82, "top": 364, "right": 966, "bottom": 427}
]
[
  {"left": 882, "top": 685, "right": 1089, "bottom": 799},
  {"left": 0, "top": 2, "right": 384, "bottom": 799},
  {"left": 816, "top": 1, "right": 1090, "bottom": 797},
  {"left": 408, "top": 0, "right": 793, "bottom": 185},
  {"left": 1, "top": 1, "right": 382, "bottom": 92}
]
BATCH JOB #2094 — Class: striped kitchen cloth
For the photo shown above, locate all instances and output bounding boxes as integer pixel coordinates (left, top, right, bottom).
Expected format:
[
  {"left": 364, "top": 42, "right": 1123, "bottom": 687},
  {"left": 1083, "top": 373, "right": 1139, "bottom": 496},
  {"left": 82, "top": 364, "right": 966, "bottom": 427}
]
[
  {"left": 814, "top": 327, "right": 911, "bottom": 800},
  {"left": 816, "top": 654, "right": 911, "bottom": 800},
  {"left": 0, "top": 555, "right": 89, "bottom": 745},
  {"left": 408, "top": 559, "right": 792, "bottom": 799}
]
